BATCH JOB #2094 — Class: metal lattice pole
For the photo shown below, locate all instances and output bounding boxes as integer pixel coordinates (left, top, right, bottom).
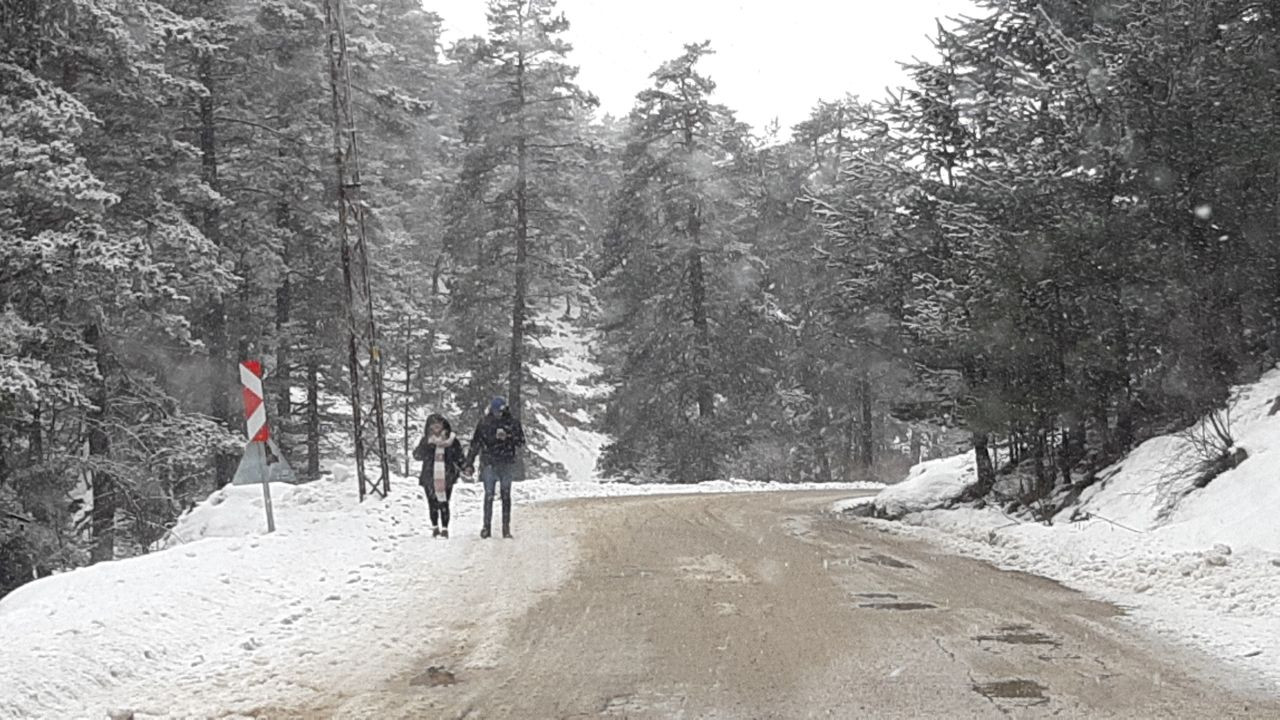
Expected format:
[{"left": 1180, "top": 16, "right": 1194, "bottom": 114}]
[{"left": 324, "top": 0, "right": 390, "bottom": 500}]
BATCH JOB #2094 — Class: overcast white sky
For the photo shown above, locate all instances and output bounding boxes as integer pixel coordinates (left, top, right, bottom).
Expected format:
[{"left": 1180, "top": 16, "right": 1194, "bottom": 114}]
[{"left": 425, "top": 0, "right": 978, "bottom": 134}]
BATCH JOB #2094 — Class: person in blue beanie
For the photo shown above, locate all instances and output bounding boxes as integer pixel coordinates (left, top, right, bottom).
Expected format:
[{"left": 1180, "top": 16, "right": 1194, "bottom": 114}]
[{"left": 463, "top": 396, "right": 525, "bottom": 539}]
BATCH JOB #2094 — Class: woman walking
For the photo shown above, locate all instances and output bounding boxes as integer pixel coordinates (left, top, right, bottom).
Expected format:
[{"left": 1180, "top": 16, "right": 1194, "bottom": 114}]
[{"left": 413, "top": 413, "right": 466, "bottom": 537}]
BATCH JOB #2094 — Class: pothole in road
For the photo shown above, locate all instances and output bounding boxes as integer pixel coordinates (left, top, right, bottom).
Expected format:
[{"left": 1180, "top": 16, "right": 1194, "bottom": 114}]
[
  {"left": 858, "top": 601, "right": 938, "bottom": 611},
  {"left": 409, "top": 666, "right": 457, "bottom": 687},
  {"left": 858, "top": 553, "right": 914, "bottom": 569},
  {"left": 972, "top": 678, "right": 1050, "bottom": 705},
  {"left": 601, "top": 691, "right": 685, "bottom": 716},
  {"left": 676, "top": 554, "right": 749, "bottom": 583},
  {"left": 974, "top": 624, "right": 1061, "bottom": 648}
]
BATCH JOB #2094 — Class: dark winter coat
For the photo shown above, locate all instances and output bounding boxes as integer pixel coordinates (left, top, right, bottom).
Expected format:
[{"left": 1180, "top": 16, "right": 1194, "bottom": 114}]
[
  {"left": 464, "top": 408, "right": 525, "bottom": 468},
  {"left": 413, "top": 415, "right": 466, "bottom": 490}
]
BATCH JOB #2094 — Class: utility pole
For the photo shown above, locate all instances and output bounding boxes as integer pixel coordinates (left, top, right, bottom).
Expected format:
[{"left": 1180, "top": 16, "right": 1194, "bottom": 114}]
[{"left": 324, "top": 0, "right": 390, "bottom": 500}]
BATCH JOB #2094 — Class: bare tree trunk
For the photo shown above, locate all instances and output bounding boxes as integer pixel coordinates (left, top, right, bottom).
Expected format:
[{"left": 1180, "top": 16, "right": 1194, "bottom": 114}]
[
  {"left": 1094, "top": 401, "right": 1112, "bottom": 459},
  {"left": 970, "top": 431, "right": 996, "bottom": 499},
  {"left": 842, "top": 413, "right": 856, "bottom": 481},
  {"left": 857, "top": 376, "right": 874, "bottom": 470},
  {"left": 800, "top": 357, "right": 832, "bottom": 482},
  {"left": 1116, "top": 396, "right": 1135, "bottom": 452},
  {"left": 28, "top": 404, "right": 42, "bottom": 462},
  {"left": 306, "top": 359, "right": 320, "bottom": 479},
  {"left": 1031, "top": 427, "right": 1048, "bottom": 497},
  {"left": 236, "top": 252, "right": 252, "bottom": 362},
  {"left": 422, "top": 253, "right": 444, "bottom": 409},
  {"left": 275, "top": 199, "right": 292, "bottom": 454},
  {"left": 403, "top": 303, "right": 412, "bottom": 477},
  {"left": 813, "top": 403, "right": 833, "bottom": 483},
  {"left": 85, "top": 324, "right": 114, "bottom": 563},
  {"left": 198, "top": 49, "right": 233, "bottom": 488},
  {"left": 1060, "top": 420, "right": 1084, "bottom": 482},
  {"left": 681, "top": 113, "right": 714, "bottom": 419},
  {"left": 688, "top": 234, "right": 714, "bottom": 419},
  {"left": 502, "top": 39, "right": 535, "bottom": 485},
  {"left": 684, "top": 125, "right": 712, "bottom": 419},
  {"left": 508, "top": 49, "right": 529, "bottom": 423},
  {"left": 509, "top": 166, "right": 528, "bottom": 421}
]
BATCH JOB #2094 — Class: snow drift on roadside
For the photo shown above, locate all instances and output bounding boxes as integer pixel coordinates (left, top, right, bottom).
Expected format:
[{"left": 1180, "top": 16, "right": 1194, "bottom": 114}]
[
  {"left": 1068, "top": 367, "right": 1280, "bottom": 553},
  {"left": 871, "top": 453, "right": 976, "bottom": 518},
  {"left": 0, "top": 466, "right": 507, "bottom": 720},
  {"left": 850, "top": 367, "right": 1280, "bottom": 692}
]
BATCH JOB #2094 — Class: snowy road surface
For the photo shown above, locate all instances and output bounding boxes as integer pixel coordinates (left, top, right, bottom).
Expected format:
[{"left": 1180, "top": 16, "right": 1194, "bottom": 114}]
[{"left": 262, "top": 491, "right": 1277, "bottom": 719}]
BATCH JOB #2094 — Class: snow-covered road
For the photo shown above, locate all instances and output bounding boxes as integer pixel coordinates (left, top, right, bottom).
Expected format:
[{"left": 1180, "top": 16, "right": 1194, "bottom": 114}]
[
  {"left": 258, "top": 491, "right": 1277, "bottom": 719},
  {"left": 0, "top": 469, "right": 881, "bottom": 719}
]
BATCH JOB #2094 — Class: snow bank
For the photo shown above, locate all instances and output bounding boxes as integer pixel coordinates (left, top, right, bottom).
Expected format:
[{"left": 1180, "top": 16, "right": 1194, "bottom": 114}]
[
  {"left": 1070, "top": 366, "right": 1280, "bottom": 550},
  {"left": 855, "top": 367, "right": 1280, "bottom": 692},
  {"left": 0, "top": 466, "right": 463, "bottom": 720},
  {"left": 871, "top": 452, "right": 977, "bottom": 519},
  {"left": 831, "top": 496, "right": 876, "bottom": 513},
  {"left": 1067, "top": 367, "right": 1280, "bottom": 553},
  {"left": 525, "top": 478, "right": 884, "bottom": 501}
]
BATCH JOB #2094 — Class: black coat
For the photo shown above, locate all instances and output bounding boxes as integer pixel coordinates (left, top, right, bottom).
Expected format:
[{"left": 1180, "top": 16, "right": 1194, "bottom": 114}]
[
  {"left": 464, "top": 409, "right": 525, "bottom": 468},
  {"left": 413, "top": 416, "right": 466, "bottom": 489}
]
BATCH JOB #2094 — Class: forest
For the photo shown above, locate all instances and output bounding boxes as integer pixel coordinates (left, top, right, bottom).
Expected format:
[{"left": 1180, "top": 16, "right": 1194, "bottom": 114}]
[{"left": 3, "top": 0, "right": 1280, "bottom": 598}]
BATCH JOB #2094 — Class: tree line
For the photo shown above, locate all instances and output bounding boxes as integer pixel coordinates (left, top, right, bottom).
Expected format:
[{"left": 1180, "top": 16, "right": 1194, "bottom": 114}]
[
  {"left": 601, "top": 0, "right": 1280, "bottom": 505},
  {"left": 4, "top": 0, "right": 1279, "bottom": 596}
]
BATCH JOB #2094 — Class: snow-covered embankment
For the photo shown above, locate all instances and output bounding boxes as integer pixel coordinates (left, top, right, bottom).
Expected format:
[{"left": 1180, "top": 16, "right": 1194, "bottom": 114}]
[{"left": 849, "top": 368, "right": 1280, "bottom": 693}]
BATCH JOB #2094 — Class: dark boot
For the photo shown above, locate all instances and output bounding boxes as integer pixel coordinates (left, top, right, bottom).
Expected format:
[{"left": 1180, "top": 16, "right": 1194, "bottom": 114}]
[
  {"left": 440, "top": 528, "right": 449, "bottom": 539},
  {"left": 482, "top": 489, "right": 495, "bottom": 537},
  {"left": 432, "top": 526, "right": 440, "bottom": 538},
  {"left": 501, "top": 493, "right": 512, "bottom": 538},
  {"left": 480, "top": 526, "right": 490, "bottom": 539}
]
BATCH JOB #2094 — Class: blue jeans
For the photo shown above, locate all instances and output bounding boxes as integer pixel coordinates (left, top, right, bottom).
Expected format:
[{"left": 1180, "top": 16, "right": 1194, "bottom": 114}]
[{"left": 481, "top": 462, "right": 515, "bottom": 531}]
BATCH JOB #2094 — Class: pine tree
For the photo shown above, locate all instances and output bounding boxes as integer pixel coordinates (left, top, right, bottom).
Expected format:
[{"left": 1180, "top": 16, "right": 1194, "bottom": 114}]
[
  {"left": 442, "top": 0, "right": 596, "bottom": 476},
  {"left": 598, "top": 43, "right": 778, "bottom": 483},
  {"left": 1, "top": 0, "right": 238, "bottom": 572}
]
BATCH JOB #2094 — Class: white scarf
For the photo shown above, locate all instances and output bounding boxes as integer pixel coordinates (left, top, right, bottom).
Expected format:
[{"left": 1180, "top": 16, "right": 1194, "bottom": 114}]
[{"left": 429, "top": 432, "right": 453, "bottom": 496}]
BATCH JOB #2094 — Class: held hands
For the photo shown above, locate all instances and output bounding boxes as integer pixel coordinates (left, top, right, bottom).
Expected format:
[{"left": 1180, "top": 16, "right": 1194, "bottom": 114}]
[
  {"left": 495, "top": 428, "right": 508, "bottom": 441},
  {"left": 462, "top": 465, "right": 474, "bottom": 477}
]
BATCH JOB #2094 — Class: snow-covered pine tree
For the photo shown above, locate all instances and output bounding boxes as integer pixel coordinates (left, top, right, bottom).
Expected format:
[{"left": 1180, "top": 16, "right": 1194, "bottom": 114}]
[
  {"left": 441, "top": 0, "right": 597, "bottom": 478},
  {"left": 796, "top": 98, "right": 925, "bottom": 482},
  {"left": 597, "top": 43, "right": 779, "bottom": 483},
  {"left": 1, "top": 0, "right": 238, "bottom": 573}
]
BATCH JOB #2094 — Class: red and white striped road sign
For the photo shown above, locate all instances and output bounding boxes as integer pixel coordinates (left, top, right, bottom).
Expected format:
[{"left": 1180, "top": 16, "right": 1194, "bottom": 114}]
[{"left": 240, "top": 360, "right": 269, "bottom": 443}]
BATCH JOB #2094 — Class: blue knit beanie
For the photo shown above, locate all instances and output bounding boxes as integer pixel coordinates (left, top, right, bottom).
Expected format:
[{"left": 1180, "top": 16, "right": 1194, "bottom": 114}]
[{"left": 489, "top": 396, "right": 507, "bottom": 414}]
